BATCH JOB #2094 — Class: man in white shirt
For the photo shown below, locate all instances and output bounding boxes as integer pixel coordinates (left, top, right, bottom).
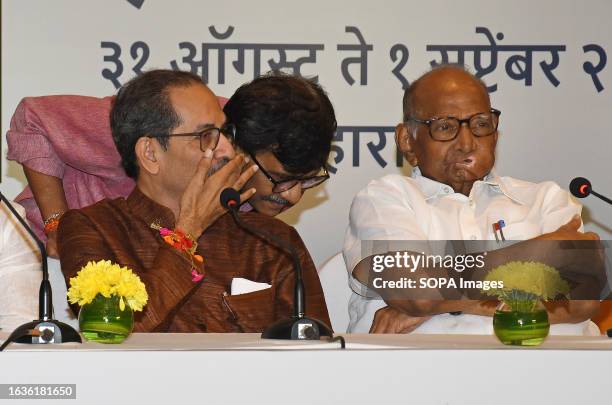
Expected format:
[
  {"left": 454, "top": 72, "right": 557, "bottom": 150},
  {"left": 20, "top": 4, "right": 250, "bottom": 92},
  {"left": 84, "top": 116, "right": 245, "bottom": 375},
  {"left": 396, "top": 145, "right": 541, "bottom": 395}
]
[
  {"left": 343, "top": 65, "right": 602, "bottom": 334},
  {"left": 0, "top": 202, "right": 41, "bottom": 331}
]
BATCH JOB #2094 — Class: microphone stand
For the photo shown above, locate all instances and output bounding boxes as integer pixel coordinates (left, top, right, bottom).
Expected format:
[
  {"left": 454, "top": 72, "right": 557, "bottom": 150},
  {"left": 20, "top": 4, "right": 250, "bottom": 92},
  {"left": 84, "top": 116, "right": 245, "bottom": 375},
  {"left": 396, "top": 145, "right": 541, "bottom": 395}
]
[
  {"left": 589, "top": 190, "right": 612, "bottom": 206},
  {"left": 221, "top": 189, "right": 333, "bottom": 340},
  {"left": 0, "top": 192, "right": 80, "bottom": 351}
]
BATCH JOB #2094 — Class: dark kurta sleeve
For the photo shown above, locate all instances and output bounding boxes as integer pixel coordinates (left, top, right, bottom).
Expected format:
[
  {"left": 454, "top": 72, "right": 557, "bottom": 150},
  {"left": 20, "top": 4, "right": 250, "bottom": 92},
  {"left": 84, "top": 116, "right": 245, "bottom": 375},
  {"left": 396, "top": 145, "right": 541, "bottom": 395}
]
[{"left": 57, "top": 208, "right": 201, "bottom": 332}]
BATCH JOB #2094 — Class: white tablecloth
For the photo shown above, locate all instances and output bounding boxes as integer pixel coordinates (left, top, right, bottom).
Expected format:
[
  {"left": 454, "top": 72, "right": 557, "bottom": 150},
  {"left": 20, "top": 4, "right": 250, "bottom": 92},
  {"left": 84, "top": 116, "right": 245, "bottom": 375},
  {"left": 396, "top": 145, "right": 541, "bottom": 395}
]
[{"left": 1, "top": 332, "right": 611, "bottom": 404}]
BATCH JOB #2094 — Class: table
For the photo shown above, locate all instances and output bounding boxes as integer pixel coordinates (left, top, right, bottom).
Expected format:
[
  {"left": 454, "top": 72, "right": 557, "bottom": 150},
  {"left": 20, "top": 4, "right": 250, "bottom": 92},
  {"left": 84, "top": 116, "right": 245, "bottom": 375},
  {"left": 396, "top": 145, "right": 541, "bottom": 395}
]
[{"left": 2, "top": 332, "right": 611, "bottom": 404}]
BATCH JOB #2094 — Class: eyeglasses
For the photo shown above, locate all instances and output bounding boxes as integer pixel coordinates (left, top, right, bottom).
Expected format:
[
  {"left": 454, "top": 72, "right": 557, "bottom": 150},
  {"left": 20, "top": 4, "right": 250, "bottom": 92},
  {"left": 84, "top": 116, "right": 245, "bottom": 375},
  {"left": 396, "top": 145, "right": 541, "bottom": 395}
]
[
  {"left": 406, "top": 108, "right": 501, "bottom": 142},
  {"left": 152, "top": 123, "right": 236, "bottom": 152},
  {"left": 250, "top": 153, "right": 330, "bottom": 193}
]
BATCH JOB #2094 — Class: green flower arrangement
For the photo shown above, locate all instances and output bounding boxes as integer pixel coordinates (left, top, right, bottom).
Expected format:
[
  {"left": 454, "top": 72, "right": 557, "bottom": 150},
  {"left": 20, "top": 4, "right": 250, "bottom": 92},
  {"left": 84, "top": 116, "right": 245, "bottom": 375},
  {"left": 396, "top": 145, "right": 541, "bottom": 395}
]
[{"left": 482, "top": 261, "right": 570, "bottom": 312}]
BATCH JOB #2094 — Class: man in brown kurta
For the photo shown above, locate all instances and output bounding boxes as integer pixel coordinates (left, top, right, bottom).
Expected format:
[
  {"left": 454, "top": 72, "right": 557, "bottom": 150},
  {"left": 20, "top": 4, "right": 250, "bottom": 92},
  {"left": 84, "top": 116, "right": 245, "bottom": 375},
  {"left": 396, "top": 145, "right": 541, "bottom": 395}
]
[
  {"left": 59, "top": 188, "right": 330, "bottom": 332},
  {"left": 57, "top": 69, "right": 330, "bottom": 333}
]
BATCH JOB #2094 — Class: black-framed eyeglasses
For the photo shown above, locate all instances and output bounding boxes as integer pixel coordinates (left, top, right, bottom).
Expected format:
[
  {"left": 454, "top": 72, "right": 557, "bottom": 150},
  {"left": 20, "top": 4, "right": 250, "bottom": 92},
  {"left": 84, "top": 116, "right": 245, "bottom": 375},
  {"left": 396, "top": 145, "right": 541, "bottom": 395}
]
[
  {"left": 152, "top": 123, "right": 236, "bottom": 152},
  {"left": 250, "top": 153, "right": 330, "bottom": 193},
  {"left": 405, "top": 108, "right": 501, "bottom": 142}
]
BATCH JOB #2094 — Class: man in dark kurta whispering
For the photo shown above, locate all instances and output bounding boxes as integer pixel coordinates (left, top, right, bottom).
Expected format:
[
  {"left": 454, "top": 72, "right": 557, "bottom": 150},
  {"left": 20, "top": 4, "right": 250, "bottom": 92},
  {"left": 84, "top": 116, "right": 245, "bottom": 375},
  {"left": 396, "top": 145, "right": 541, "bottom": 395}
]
[{"left": 58, "top": 69, "right": 331, "bottom": 332}]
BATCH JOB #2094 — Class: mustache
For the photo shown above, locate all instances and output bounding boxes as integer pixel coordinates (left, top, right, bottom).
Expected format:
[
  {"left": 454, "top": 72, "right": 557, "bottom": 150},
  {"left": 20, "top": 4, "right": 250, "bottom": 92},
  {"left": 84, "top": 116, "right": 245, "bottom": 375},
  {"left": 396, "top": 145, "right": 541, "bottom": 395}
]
[
  {"left": 207, "top": 157, "right": 230, "bottom": 176},
  {"left": 262, "top": 194, "right": 291, "bottom": 206}
]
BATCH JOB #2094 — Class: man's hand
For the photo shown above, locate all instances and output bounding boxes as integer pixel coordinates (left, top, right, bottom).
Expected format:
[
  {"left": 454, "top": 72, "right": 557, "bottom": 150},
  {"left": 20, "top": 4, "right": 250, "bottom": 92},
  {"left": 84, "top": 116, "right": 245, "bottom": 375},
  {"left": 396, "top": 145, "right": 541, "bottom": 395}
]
[
  {"left": 369, "top": 306, "right": 430, "bottom": 334},
  {"left": 536, "top": 215, "right": 600, "bottom": 241},
  {"left": 176, "top": 151, "right": 258, "bottom": 238}
]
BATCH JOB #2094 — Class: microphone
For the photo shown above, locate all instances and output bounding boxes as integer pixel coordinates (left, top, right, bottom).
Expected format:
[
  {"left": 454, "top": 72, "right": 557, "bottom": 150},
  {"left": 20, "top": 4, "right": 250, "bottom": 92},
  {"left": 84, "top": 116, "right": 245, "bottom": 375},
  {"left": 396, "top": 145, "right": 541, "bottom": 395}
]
[
  {"left": 569, "top": 177, "right": 612, "bottom": 205},
  {"left": 220, "top": 188, "right": 333, "bottom": 340},
  {"left": 0, "top": 191, "right": 81, "bottom": 351},
  {"left": 220, "top": 188, "right": 240, "bottom": 210}
]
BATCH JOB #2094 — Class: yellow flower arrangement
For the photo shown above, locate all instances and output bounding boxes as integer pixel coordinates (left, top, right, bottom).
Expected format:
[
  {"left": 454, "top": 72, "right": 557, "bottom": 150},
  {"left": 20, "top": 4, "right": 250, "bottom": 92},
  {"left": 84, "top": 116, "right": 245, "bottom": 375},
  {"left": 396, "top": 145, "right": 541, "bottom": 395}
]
[
  {"left": 67, "top": 260, "right": 148, "bottom": 311},
  {"left": 482, "top": 261, "right": 569, "bottom": 311}
]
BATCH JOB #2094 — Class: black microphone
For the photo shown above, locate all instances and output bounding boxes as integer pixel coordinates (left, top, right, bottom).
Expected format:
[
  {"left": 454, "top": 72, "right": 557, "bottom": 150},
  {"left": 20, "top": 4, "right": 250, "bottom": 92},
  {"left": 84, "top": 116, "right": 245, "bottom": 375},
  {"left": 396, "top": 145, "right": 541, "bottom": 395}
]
[
  {"left": 220, "top": 188, "right": 333, "bottom": 340},
  {"left": 569, "top": 177, "right": 612, "bottom": 205},
  {"left": 220, "top": 188, "right": 241, "bottom": 211},
  {"left": 0, "top": 192, "right": 81, "bottom": 351}
]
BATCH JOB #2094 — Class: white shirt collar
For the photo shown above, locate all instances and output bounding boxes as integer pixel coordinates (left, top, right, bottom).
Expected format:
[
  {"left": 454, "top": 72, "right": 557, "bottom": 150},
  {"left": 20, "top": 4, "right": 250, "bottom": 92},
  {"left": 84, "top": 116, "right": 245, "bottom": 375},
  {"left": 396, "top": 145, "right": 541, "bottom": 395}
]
[{"left": 410, "top": 166, "right": 526, "bottom": 205}]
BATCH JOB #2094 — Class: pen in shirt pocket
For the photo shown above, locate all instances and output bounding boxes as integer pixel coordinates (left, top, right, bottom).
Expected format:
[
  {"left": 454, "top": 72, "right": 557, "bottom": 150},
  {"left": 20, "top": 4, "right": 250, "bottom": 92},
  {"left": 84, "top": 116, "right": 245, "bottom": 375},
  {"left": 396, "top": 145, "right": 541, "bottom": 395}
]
[{"left": 492, "top": 220, "right": 506, "bottom": 242}]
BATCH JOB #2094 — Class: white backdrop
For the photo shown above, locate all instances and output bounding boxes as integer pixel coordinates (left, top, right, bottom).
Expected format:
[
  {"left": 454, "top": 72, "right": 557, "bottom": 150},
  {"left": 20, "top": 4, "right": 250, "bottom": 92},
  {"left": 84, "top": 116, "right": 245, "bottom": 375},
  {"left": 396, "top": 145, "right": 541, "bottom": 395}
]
[{"left": 2, "top": 0, "right": 611, "bottom": 267}]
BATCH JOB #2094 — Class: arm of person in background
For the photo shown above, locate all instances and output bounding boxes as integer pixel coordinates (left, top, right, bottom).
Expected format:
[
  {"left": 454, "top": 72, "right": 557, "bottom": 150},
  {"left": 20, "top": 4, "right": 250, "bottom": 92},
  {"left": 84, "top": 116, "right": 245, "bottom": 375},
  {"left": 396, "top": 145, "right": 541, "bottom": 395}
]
[
  {"left": 6, "top": 95, "right": 117, "bottom": 256},
  {"left": 0, "top": 203, "right": 42, "bottom": 331},
  {"left": 22, "top": 168, "right": 69, "bottom": 258}
]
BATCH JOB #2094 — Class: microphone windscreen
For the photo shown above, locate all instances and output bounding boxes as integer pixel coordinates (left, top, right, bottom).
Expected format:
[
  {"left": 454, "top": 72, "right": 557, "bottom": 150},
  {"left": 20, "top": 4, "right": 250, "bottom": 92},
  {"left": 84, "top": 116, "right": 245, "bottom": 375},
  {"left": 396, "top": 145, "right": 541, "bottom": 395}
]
[
  {"left": 220, "top": 188, "right": 241, "bottom": 209},
  {"left": 569, "top": 177, "right": 591, "bottom": 198}
]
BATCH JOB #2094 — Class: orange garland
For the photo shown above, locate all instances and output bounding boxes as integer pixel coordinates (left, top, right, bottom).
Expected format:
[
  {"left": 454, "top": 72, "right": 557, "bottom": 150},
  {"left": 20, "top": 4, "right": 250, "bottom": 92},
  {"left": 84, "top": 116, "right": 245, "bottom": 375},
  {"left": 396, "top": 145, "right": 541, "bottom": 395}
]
[{"left": 150, "top": 223, "right": 204, "bottom": 282}]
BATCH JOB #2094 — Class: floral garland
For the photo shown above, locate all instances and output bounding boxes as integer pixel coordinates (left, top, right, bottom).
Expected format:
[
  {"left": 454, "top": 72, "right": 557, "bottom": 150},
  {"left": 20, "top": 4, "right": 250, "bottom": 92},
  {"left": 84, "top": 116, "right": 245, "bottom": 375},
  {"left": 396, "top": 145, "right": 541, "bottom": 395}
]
[{"left": 151, "top": 223, "right": 204, "bottom": 282}]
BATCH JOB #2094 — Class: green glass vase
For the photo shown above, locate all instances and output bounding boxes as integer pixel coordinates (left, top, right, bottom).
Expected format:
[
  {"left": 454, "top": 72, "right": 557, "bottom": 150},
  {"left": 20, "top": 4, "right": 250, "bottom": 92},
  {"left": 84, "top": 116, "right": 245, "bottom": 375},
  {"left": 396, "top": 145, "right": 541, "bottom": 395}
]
[
  {"left": 78, "top": 294, "right": 134, "bottom": 343},
  {"left": 493, "top": 300, "right": 550, "bottom": 346}
]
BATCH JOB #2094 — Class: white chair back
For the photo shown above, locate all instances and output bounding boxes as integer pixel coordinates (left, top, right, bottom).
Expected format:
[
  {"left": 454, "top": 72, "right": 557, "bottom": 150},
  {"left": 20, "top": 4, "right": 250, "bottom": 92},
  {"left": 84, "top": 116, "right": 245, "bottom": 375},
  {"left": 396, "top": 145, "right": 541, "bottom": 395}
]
[
  {"left": 317, "top": 253, "right": 352, "bottom": 333},
  {"left": 48, "top": 258, "right": 78, "bottom": 328}
]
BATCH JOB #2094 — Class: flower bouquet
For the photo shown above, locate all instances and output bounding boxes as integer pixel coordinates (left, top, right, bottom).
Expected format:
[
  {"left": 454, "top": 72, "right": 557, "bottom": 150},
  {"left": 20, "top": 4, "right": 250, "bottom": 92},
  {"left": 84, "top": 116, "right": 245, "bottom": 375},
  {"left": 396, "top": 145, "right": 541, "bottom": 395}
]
[
  {"left": 482, "top": 261, "right": 569, "bottom": 346},
  {"left": 67, "top": 260, "right": 148, "bottom": 343}
]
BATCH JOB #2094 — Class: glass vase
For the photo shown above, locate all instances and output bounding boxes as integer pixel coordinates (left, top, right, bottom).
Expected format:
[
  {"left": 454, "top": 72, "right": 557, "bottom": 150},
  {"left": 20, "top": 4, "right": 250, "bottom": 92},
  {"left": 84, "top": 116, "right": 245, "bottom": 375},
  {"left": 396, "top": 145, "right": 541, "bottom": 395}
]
[
  {"left": 493, "top": 300, "right": 550, "bottom": 346},
  {"left": 78, "top": 294, "right": 134, "bottom": 343}
]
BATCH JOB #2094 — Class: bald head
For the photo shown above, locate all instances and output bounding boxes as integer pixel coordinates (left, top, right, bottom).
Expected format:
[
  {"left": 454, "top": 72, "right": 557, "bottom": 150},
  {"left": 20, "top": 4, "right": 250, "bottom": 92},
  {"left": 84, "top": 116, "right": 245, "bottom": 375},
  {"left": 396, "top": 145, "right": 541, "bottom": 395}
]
[{"left": 402, "top": 66, "right": 490, "bottom": 121}]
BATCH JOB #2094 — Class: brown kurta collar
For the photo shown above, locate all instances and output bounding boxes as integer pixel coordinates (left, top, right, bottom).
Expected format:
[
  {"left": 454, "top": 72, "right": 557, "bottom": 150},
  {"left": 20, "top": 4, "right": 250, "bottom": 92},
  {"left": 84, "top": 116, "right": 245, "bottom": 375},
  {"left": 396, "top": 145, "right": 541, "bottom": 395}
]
[{"left": 126, "top": 186, "right": 176, "bottom": 231}]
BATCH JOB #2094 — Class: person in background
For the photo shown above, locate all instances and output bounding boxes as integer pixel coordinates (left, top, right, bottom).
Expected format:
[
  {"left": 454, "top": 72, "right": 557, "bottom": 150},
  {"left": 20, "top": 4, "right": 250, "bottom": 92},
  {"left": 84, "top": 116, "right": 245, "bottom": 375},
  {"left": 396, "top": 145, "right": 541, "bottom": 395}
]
[{"left": 224, "top": 72, "right": 336, "bottom": 216}]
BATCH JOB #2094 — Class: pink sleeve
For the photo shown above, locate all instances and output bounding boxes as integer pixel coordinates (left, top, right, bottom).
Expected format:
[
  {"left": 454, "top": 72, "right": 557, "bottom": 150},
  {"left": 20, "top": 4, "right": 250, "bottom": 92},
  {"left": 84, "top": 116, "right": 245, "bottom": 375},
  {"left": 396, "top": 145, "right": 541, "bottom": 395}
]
[
  {"left": 6, "top": 95, "right": 120, "bottom": 180},
  {"left": 7, "top": 98, "right": 66, "bottom": 178}
]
